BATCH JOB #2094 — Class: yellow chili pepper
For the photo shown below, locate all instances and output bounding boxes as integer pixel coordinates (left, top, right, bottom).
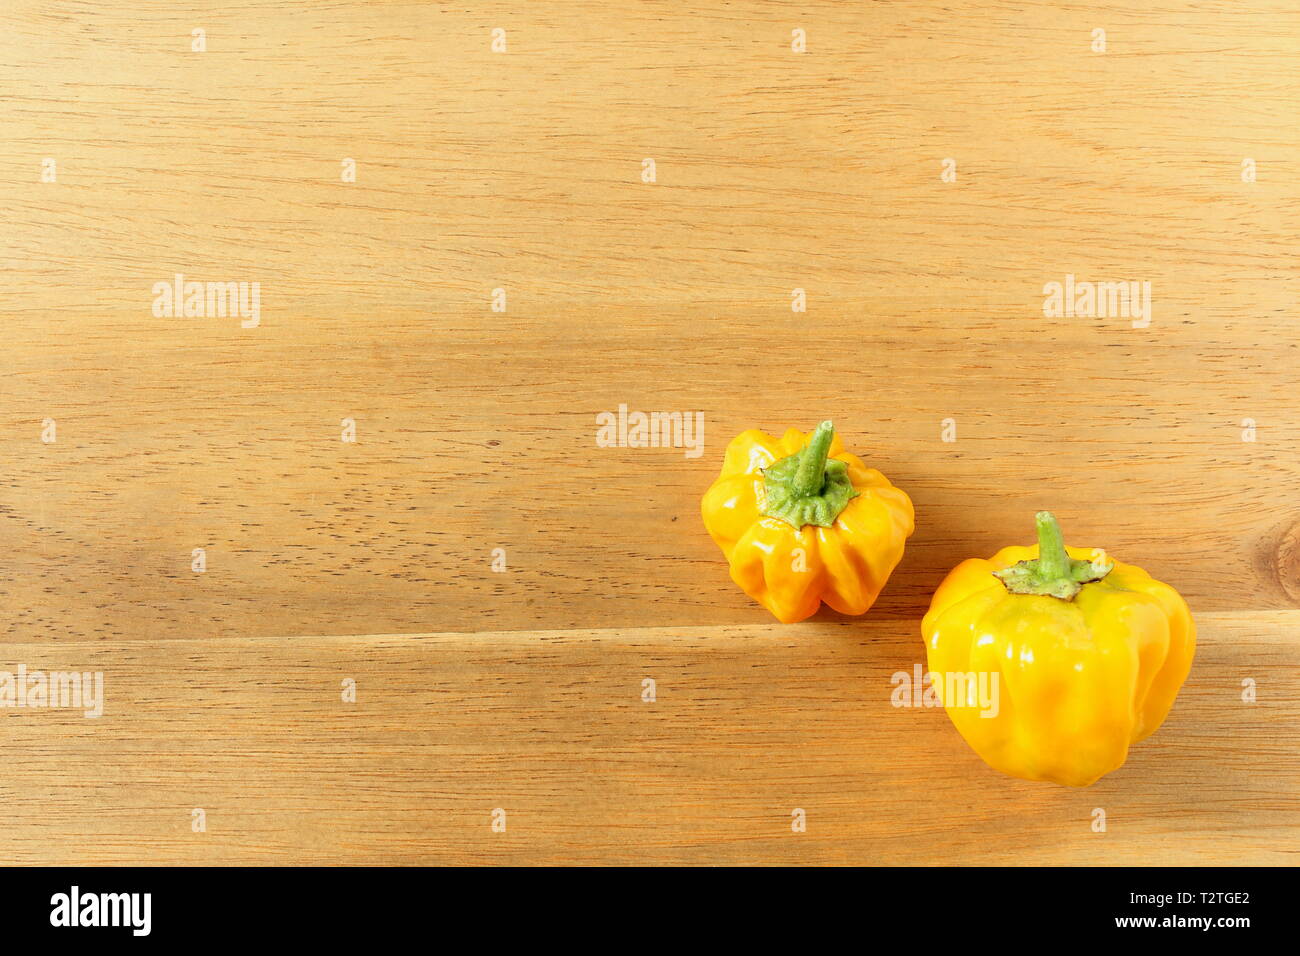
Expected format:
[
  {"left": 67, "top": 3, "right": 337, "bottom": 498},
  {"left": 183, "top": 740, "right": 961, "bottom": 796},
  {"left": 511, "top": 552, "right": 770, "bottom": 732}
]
[
  {"left": 701, "top": 421, "right": 914, "bottom": 623},
  {"left": 922, "top": 511, "right": 1196, "bottom": 787}
]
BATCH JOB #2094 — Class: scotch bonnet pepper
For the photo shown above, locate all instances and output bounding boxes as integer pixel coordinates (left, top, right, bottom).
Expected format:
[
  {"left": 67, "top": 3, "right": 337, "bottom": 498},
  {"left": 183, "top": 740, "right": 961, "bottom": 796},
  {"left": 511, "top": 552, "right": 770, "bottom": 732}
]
[
  {"left": 701, "top": 421, "right": 914, "bottom": 623},
  {"left": 922, "top": 511, "right": 1196, "bottom": 787}
]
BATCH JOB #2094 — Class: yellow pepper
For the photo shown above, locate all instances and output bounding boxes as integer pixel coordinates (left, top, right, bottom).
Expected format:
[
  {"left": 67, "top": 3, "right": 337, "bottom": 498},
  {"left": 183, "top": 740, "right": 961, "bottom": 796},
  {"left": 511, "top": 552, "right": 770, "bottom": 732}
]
[
  {"left": 701, "top": 421, "right": 914, "bottom": 623},
  {"left": 922, "top": 511, "right": 1196, "bottom": 787}
]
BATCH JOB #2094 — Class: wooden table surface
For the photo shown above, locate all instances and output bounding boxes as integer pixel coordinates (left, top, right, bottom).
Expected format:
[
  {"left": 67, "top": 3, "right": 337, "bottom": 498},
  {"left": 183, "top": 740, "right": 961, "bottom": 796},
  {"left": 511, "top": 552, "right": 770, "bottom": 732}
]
[{"left": 2, "top": 1, "right": 1297, "bottom": 865}]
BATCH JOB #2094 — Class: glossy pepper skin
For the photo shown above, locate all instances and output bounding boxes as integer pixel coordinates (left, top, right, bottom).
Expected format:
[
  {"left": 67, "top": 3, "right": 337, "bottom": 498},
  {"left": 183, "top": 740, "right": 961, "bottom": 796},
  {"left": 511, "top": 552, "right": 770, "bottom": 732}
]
[
  {"left": 701, "top": 421, "right": 914, "bottom": 623},
  {"left": 922, "top": 512, "right": 1195, "bottom": 787}
]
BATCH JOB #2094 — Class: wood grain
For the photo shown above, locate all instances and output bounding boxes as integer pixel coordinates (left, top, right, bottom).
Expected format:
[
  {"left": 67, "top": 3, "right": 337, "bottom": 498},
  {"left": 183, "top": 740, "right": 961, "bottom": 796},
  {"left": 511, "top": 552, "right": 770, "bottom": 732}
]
[
  {"left": 0, "top": 612, "right": 1294, "bottom": 865},
  {"left": 1, "top": 0, "right": 1297, "bottom": 864}
]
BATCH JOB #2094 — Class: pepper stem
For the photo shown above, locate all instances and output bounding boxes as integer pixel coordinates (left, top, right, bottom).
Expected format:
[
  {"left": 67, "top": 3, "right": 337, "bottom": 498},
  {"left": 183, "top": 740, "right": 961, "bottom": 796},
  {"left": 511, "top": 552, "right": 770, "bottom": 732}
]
[
  {"left": 992, "top": 510, "right": 1113, "bottom": 600},
  {"left": 758, "top": 421, "right": 860, "bottom": 529},
  {"left": 792, "top": 421, "right": 835, "bottom": 497},
  {"left": 1034, "top": 511, "right": 1071, "bottom": 580}
]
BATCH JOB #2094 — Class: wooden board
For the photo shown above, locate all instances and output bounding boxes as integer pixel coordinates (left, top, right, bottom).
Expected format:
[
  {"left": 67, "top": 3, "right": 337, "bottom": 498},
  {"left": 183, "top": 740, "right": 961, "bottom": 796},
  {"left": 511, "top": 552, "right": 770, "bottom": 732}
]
[
  {"left": 1, "top": 0, "right": 1297, "bottom": 864},
  {"left": 0, "top": 612, "right": 1295, "bottom": 865}
]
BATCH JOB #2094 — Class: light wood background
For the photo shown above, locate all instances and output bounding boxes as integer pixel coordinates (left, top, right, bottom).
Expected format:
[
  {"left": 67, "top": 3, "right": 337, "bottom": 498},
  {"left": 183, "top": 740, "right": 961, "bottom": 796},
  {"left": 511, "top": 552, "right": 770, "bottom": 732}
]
[{"left": 2, "top": 1, "right": 1296, "bottom": 864}]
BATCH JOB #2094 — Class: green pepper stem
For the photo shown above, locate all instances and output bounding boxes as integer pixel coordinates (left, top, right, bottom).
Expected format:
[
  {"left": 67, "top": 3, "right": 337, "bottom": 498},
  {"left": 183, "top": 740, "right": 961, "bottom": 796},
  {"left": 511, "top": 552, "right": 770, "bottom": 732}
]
[
  {"left": 792, "top": 421, "right": 835, "bottom": 497},
  {"left": 758, "top": 421, "right": 859, "bottom": 529},
  {"left": 992, "top": 510, "right": 1113, "bottom": 600},
  {"left": 1034, "top": 511, "right": 1070, "bottom": 578}
]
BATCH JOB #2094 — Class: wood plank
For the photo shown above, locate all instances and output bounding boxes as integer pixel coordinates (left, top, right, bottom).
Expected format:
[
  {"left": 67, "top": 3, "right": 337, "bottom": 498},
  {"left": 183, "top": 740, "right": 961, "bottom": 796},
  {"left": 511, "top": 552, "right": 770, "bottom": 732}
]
[
  {"left": 3, "top": 1, "right": 1298, "bottom": 639},
  {"left": 0, "top": 611, "right": 1293, "bottom": 865}
]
